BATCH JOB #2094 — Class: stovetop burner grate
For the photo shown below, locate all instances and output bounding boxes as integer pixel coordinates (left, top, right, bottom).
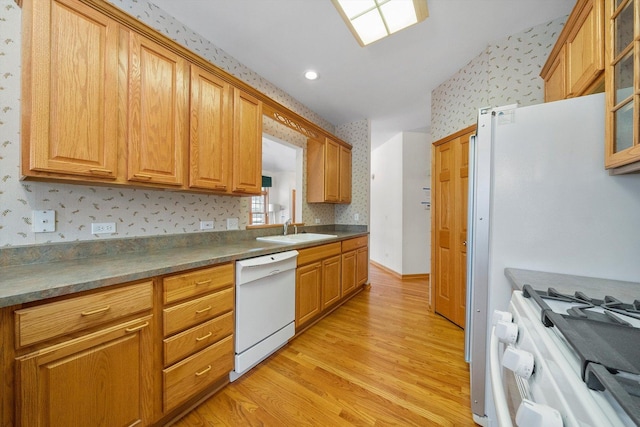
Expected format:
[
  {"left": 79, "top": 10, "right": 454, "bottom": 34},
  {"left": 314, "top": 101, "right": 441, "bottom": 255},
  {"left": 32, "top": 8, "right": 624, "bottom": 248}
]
[{"left": 522, "top": 284, "right": 640, "bottom": 426}]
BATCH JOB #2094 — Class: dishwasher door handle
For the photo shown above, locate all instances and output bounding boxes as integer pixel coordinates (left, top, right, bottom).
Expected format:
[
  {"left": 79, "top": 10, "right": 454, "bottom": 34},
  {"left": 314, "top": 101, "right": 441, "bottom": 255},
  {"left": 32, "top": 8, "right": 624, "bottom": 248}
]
[{"left": 268, "top": 269, "right": 281, "bottom": 276}]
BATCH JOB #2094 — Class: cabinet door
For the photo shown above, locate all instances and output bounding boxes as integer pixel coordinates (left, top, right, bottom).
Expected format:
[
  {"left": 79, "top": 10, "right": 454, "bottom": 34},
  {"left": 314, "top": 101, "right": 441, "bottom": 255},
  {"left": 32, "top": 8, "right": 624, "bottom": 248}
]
[
  {"left": 128, "top": 32, "right": 188, "bottom": 186},
  {"left": 324, "top": 138, "right": 340, "bottom": 202},
  {"left": 341, "top": 250, "right": 357, "bottom": 297},
  {"left": 189, "top": 65, "right": 232, "bottom": 192},
  {"left": 356, "top": 245, "right": 369, "bottom": 286},
  {"left": 544, "top": 45, "right": 567, "bottom": 102},
  {"left": 296, "top": 262, "right": 321, "bottom": 328},
  {"left": 321, "top": 255, "right": 341, "bottom": 309},
  {"left": 16, "top": 316, "right": 153, "bottom": 427},
  {"left": 566, "top": 0, "right": 604, "bottom": 97},
  {"left": 339, "top": 146, "right": 352, "bottom": 203},
  {"left": 605, "top": 0, "right": 640, "bottom": 169},
  {"left": 232, "top": 89, "right": 263, "bottom": 195},
  {"left": 23, "top": 0, "right": 119, "bottom": 179}
]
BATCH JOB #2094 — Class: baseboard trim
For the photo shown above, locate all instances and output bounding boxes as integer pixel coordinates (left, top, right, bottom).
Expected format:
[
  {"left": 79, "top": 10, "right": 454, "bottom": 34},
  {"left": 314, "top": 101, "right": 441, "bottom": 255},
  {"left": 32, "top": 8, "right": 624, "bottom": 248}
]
[{"left": 370, "top": 261, "right": 429, "bottom": 280}]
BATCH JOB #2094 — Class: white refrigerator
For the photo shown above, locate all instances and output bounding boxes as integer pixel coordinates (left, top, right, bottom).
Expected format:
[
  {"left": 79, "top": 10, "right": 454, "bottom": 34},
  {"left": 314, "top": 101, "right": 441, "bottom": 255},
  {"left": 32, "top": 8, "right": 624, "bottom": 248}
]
[{"left": 464, "top": 93, "right": 640, "bottom": 426}]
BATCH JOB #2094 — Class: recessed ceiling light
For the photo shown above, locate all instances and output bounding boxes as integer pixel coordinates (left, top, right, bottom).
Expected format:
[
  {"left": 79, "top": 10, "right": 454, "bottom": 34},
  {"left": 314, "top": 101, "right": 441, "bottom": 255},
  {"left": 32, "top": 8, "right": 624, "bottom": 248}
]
[
  {"left": 304, "top": 70, "right": 319, "bottom": 80},
  {"left": 332, "top": 0, "right": 429, "bottom": 46}
]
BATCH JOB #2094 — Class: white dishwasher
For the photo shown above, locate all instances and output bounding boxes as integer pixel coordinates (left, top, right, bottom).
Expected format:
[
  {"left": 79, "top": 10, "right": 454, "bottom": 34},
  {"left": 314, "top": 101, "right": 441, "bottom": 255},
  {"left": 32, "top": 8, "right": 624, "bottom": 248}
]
[{"left": 230, "top": 250, "right": 298, "bottom": 381}]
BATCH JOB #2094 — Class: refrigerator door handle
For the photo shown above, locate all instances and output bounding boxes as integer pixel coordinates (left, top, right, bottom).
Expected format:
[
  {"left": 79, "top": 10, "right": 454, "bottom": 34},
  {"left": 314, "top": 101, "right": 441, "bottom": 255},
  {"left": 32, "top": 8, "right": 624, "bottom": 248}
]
[{"left": 464, "top": 134, "right": 477, "bottom": 363}]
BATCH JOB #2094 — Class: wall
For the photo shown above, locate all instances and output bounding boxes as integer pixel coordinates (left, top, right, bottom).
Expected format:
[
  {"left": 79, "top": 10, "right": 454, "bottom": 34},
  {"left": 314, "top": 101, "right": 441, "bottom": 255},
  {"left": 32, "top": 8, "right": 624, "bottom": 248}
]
[
  {"left": 370, "top": 131, "right": 430, "bottom": 275},
  {"left": 0, "top": 0, "right": 367, "bottom": 247},
  {"left": 402, "top": 132, "right": 431, "bottom": 275},
  {"left": 335, "top": 120, "right": 370, "bottom": 227},
  {"left": 430, "top": 16, "right": 568, "bottom": 141},
  {"left": 370, "top": 133, "right": 403, "bottom": 273}
]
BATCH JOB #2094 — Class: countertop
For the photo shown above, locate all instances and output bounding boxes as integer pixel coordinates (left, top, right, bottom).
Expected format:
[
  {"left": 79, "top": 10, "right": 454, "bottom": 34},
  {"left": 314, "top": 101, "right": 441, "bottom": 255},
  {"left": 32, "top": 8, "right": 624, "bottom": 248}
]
[
  {"left": 505, "top": 268, "right": 640, "bottom": 302},
  {"left": 0, "top": 230, "right": 367, "bottom": 309}
]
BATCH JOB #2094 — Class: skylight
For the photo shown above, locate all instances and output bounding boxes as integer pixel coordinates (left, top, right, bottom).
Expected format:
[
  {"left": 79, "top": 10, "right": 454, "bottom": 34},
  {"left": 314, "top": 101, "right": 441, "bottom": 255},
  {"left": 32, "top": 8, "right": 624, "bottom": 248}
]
[{"left": 332, "top": 0, "right": 429, "bottom": 46}]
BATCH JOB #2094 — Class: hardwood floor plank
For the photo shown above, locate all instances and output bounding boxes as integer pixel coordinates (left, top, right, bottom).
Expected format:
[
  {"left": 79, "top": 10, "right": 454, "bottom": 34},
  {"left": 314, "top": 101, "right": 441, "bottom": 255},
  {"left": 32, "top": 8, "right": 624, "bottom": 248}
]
[{"left": 172, "top": 264, "right": 474, "bottom": 426}]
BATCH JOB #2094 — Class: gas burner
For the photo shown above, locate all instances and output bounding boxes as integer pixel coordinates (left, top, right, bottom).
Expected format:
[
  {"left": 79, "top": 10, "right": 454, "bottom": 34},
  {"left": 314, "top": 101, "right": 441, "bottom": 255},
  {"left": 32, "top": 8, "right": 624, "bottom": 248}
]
[
  {"left": 522, "top": 284, "right": 640, "bottom": 426},
  {"left": 525, "top": 286, "right": 640, "bottom": 326}
]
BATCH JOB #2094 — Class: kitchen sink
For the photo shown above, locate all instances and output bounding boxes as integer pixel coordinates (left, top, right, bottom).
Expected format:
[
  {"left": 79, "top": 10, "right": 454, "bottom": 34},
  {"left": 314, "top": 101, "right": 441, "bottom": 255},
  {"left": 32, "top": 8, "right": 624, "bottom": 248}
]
[{"left": 256, "top": 233, "right": 338, "bottom": 244}]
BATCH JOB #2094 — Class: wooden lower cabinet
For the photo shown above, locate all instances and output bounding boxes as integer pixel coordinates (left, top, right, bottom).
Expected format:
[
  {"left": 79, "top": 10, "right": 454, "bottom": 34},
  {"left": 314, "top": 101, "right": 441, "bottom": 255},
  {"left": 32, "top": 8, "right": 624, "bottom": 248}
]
[
  {"left": 10, "top": 280, "right": 154, "bottom": 427},
  {"left": 296, "top": 237, "right": 369, "bottom": 331},
  {"left": 160, "top": 263, "right": 235, "bottom": 413},
  {"left": 16, "top": 316, "right": 153, "bottom": 427},
  {"left": 321, "top": 255, "right": 341, "bottom": 310},
  {"left": 3, "top": 241, "right": 369, "bottom": 426},
  {"left": 296, "top": 262, "right": 322, "bottom": 327},
  {"left": 341, "top": 236, "right": 369, "bottom": 298}
]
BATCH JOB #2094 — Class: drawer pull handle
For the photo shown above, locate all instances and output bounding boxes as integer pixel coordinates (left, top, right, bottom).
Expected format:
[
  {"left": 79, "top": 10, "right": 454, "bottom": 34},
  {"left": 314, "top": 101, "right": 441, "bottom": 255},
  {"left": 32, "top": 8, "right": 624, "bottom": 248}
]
[
  {"left": 81, "top": 305, "right": 111, "bottom": 316},
  {"left": 195, "top": 280, "right": 212, "bottom": 286},
  {"left": 195, "top": 331, "right": 212, "bottom": 342},
  {"left": 195, "top": 365, "right": 212, "bottom": 376},
  {"left": 195, "top": 305, "right": 212, "bottom": 314},
  {"left": 89, "top": 168, "right": 113, "bottom": 175},
  {"left": 125, "top": 322, "right": 149, "bottom": 333},
  {"left": 133, "top": 173, "right": 153, "bottom": 180},
  {"left": 214, "top": 184, "right": 227, "bottom": 190}
]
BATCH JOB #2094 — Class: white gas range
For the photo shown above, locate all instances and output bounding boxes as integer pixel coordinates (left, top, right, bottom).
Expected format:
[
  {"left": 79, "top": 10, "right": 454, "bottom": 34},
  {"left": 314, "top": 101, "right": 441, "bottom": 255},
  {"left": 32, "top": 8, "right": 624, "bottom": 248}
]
[{"left": 490, "top": 280, "right": 640, "bottom": 427}]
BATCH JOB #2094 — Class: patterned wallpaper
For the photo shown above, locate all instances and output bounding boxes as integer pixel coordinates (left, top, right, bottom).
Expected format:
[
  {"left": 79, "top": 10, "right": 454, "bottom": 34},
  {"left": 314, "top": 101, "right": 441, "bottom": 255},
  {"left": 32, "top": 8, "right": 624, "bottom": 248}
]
[
  {"left": 0, "top": 0, "right": 366, "bottom": 247},
  {"left": 335, "top": 120, "right": 371, "bottom": 226},
  {"left": 431, "top": 16, "right": 568, "bottom": 141}
]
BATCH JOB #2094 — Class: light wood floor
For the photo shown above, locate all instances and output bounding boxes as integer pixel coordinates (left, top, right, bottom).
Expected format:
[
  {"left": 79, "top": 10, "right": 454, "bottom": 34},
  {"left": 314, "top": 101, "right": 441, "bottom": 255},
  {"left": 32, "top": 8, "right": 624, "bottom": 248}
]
[{"left": 173, "top": 264, "right": 475, "bottom": 426}]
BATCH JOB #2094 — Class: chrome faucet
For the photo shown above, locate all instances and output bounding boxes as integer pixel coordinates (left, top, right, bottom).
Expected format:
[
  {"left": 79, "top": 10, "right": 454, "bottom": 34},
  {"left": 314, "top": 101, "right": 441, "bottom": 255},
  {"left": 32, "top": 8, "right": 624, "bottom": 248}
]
[{"left": 283, "top": 218, "right": 292, "bottom": 235}]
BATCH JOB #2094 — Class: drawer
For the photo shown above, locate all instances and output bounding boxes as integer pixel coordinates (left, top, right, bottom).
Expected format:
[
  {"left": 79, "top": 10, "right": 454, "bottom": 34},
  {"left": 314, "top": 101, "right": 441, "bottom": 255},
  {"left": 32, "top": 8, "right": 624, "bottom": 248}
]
[
  {"left": 163, "top": 263, "right": 234, "bottom": 304},
  {"left": 341, "top": 235, "right": 368, "bottom": 253},
  {"left": 15, "top": 281, "right": 153, "bottom": 348},
  {"left": 163, "top": 287, "right": 233, "bottom": 336},
  {"left": 163, "top": 311, "right": 234, "bottom": 366},
  {"left": 297, "top": 242, "right": 341, "bottom": 266},
  {"left": 163, "top": 335, "right": 234, "bottom": 411}
]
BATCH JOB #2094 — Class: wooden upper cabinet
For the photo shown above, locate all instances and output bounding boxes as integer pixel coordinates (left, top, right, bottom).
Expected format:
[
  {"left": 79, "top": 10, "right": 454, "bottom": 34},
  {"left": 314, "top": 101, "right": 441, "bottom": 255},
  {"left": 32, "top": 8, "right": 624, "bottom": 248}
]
[
  {"left": 189, "top": 65, "right": 232, "bottom": 192},
  {"left": 231, "top": 89, "right": 263, "bottom": 195},
  {"left": 324, "top": 138, "right": 340, "bottom": 202},
  {"left": 604, "top": 0, "right": 640, "bottom": 172},
  {"left": 21, "top": 0, "right": 119, "bottom": 179},
  {"left": 544, "top": 45, "right": 567, "bottom": 102},
  {"left": 127, "top": 32, "right": 189, "bottom": 186},
  {"left": 541, "top": 0, "right": 605, "bottom": 101},
  {"left": 339, "top": 145, "right": 352, "bottom": 203},
  {"left": 307, "top": 137, "right": 352, "bottom": 204}
]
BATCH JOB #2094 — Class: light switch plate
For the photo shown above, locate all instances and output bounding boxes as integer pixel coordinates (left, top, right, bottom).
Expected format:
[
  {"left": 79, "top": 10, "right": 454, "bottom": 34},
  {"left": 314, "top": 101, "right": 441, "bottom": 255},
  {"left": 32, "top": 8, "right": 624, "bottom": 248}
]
[
  {"left": 226, "top": 218, "right": 239, "bottom": 230},
  {"left": 33, "top": 210, "right": 55, "bottom": 233}
]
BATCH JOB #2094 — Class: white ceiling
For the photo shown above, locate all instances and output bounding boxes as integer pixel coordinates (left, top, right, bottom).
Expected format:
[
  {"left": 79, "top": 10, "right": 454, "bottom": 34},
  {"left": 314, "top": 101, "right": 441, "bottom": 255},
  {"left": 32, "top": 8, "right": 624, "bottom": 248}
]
[{"left": 149, "top": 0, "right": 576, "bottom": 149}]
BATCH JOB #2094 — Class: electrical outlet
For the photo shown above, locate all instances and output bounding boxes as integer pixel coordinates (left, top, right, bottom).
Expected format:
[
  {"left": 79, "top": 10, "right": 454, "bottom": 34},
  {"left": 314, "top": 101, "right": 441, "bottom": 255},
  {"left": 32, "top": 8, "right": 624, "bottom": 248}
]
[
  {"left": 91, "top": 222, "right": 116, "bottom": 234},
  {"left": 226, "top": 218, "right": 239, "bottom": 230},
  {"left": 315, "top": 218, "right": 320, "bottom": 224},
  {"left": 354, "top": 213, "right": 360, "bottom": 221},
  {"left": 200, "top": 220, "right": 214, "bottom": 230}
]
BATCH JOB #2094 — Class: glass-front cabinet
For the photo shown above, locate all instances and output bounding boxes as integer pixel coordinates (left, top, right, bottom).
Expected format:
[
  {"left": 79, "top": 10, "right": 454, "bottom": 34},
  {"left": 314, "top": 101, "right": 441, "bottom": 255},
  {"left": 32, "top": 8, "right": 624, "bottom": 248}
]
[{"left": 605, "top": 0, "right": 640, "bottom": 171}]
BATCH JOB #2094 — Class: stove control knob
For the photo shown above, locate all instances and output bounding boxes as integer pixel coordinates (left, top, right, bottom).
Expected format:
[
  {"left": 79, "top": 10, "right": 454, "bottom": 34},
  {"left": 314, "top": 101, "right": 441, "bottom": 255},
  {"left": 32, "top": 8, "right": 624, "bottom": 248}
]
[
  {"left": 495, "top": 321, "right": 518, "bottom": 344},
  {"left": 515, "top": 399, "right": 563, "bottom": 427},
  {"left": 492, "top": 310, "right": 513, "bottom": 325},
  {"left": 502, "top": 347, "right": 534, "bottom": 379}
]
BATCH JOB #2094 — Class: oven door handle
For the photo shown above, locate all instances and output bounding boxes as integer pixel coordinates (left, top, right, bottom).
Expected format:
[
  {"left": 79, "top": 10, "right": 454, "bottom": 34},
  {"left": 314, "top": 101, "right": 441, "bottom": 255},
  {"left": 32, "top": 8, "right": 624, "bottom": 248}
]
[{"left": 490, "top": 325, "right": 514, "bottom": 427}]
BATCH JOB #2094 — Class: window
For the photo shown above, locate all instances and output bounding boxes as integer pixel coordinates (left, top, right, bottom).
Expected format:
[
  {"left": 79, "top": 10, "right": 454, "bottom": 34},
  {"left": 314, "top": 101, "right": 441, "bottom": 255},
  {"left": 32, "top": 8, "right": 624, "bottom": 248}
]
[{"left": 250, "top": 188, "right": 269, "bottom": 225}]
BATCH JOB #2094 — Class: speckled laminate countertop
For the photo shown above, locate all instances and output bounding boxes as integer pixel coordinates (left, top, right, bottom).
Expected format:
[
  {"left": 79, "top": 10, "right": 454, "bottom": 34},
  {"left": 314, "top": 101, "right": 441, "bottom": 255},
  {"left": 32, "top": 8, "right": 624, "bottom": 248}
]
[
  {"left": 505, "top": 268, "right": 640, "bottom": 301},
  {"left": 0, "top": 229, "right": 367, "bottom": 308}
]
